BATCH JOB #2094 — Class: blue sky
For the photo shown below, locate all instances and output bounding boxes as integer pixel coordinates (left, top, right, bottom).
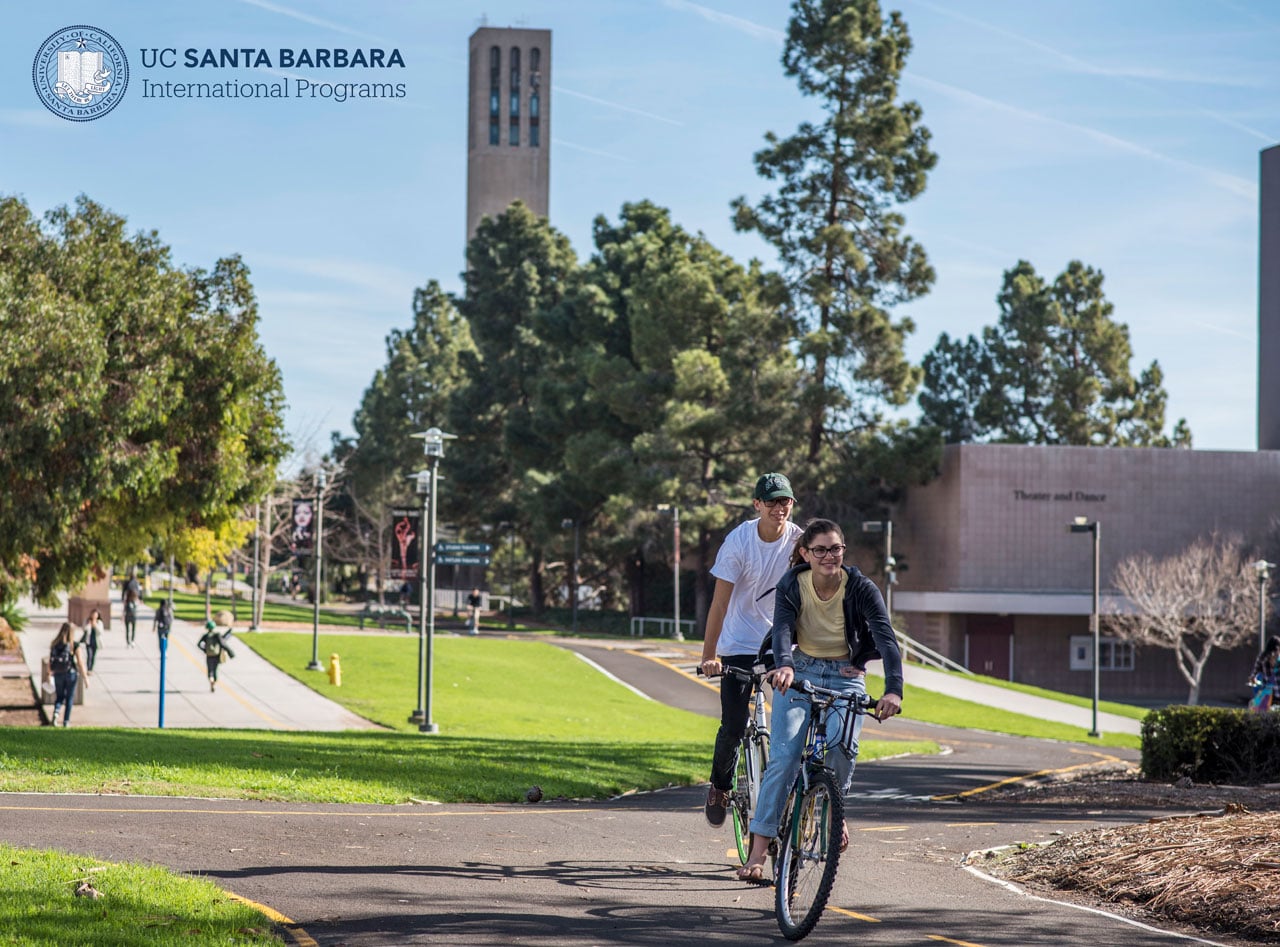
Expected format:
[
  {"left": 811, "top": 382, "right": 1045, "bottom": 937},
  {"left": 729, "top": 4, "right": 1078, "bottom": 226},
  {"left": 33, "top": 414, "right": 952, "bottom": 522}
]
[{"left": 3, "top": 1, "right": 1275, "bottom": 455}]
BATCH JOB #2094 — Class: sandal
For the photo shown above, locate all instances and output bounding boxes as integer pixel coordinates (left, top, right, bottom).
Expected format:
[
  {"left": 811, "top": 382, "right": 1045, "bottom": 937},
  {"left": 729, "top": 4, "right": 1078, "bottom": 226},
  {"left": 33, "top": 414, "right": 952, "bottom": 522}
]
[{"left": 737, "top": 862, "right": 769, "bottom": 884}]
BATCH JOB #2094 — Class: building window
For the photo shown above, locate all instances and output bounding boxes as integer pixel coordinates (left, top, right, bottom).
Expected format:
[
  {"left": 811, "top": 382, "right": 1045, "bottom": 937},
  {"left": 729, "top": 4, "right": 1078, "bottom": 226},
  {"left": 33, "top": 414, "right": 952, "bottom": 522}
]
[
  {"left": 1069, "top": 635, "right": 1134, "bottom": 671},
  {"left": 529, "top": 47, "right": 540, "bottom": 148},
  {"left": 488, "top": 46, "right": 500, "bottom": 146},
  {"left": 509, "top": 47, "right": 521, "bottom": 146}
]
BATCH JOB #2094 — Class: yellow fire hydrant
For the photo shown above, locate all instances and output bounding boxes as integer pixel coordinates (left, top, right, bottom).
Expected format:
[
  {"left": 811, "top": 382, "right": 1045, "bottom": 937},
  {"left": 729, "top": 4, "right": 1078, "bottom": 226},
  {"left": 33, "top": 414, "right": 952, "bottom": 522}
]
[{"left": 327, "top": 653, "right": 342, "bottom": 687}]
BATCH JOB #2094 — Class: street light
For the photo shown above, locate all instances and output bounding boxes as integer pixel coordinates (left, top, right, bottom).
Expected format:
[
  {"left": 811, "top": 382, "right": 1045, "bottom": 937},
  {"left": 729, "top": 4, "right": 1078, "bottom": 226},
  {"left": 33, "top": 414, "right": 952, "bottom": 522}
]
[
  {"left": 408, "top": 469, "right": 431, "bottom": 726},
  {"left": 561, "top": 518, "right": 579, "bottom": 633},
  {"left": 861, "top": 520, "right": 895, "bottom": 616},
  {"left": 499, "top": 521, "right": 516, "bottom": 629},
  {"left": 1253, "top": 560, "right": 1275, "bottom": 653},
  {"left": 656, "top": 505, "right": 683, "bottom": 641},
  {"left": 1070, "top": 516, "right": 1101, "bottom": 738},
  {"left": 410, "top": 426, "right": 455, "bottom": 734},
  {"left": 307, "top": 469, "right": 327, "bottom": 671}
]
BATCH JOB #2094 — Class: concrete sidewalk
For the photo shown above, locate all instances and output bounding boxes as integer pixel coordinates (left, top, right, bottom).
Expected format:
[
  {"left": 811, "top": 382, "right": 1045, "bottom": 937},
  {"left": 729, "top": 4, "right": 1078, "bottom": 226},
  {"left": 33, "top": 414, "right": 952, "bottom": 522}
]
[{"left": 16, "top": 593, "right": 380, "bottom": 731}]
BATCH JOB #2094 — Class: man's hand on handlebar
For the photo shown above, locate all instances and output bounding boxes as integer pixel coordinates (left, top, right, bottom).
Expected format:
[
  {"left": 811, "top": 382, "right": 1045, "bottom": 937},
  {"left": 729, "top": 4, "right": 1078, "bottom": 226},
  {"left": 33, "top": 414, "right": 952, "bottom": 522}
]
[
  {"left": 700, "top": 657, "right": 723, "bottom": 677},
  {"left": 873, "top": 693, "right": 902, "bottom": 721}
]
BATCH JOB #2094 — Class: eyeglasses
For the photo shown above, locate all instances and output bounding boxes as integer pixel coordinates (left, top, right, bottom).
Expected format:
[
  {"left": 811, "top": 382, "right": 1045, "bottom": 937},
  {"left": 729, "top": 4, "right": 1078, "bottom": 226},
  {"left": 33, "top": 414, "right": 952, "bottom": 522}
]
[
  {"left": 806, "top": 544, "right": 846, "bottom": 559},
  {"left": 761, "top": 497, "right": 793, "bottom": 509}
]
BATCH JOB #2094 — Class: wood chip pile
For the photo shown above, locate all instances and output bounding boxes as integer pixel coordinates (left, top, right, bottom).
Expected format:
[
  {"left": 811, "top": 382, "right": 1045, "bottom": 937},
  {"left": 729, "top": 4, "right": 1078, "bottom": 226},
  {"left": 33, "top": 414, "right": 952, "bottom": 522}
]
[{"left": 990, "top": 806, "right": 1280, "bottom": 941}]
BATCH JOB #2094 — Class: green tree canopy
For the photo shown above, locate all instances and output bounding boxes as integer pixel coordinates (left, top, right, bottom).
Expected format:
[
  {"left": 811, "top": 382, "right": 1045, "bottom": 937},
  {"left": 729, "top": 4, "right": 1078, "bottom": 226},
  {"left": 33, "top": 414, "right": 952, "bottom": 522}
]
[
  {"left": 732, "top": 0, "right": 937, "bottom": 479},
  {"left": 919, "top": 260, "right": 1191, "bottom": 447},
  {"left": 0, "top": 195, "right": 287, "bottom": 601}
]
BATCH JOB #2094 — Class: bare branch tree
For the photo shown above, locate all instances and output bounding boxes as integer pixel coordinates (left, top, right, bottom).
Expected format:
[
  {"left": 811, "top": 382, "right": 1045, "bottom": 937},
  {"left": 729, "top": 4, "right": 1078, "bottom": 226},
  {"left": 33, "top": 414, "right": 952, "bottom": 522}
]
[{"left": 1110, "top": 532, "right": 1258, "bottom": 704}]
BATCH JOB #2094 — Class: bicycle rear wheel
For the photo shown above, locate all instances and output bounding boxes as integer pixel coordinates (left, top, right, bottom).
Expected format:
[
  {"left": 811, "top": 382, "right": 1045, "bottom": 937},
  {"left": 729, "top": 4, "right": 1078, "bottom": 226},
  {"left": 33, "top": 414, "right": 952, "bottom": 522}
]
[
  {"left": 775, "top": 769, "right": 843, "bottom": 941},
  {"left": 730, "top": 733, "right": 767, "bottom": 863}
]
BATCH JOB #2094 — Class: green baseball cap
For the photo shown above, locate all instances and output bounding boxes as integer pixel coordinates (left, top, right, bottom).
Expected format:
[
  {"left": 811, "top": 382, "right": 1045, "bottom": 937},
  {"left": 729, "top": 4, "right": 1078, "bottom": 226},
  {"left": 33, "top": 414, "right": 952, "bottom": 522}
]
[
  {"left": 753, "top": 472, "right": 795, "bottom": 501},
  {"left": 205, "top": 620, "right": 216, "bottom": 630}
]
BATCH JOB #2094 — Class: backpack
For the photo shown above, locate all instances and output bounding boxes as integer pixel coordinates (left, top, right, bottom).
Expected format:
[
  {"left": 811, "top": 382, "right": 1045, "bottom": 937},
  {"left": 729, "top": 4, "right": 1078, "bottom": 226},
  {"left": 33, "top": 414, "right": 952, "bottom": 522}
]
[
  {"left": 49, "top": 642, "right": 73, "bottom": 674},
  {"left": 204, "top": 634, "right": 222, "bottom": 656}
]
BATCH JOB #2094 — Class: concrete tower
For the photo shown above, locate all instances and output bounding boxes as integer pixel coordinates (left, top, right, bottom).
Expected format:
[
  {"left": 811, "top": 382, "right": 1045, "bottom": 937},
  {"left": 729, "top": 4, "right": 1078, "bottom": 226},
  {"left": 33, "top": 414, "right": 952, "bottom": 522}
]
[
  {"left": 1261, "top": 144, "right": 1280, "bottom": 450},
  {"left": 466, "top": 27, "right": 551, "bottom": 242}
]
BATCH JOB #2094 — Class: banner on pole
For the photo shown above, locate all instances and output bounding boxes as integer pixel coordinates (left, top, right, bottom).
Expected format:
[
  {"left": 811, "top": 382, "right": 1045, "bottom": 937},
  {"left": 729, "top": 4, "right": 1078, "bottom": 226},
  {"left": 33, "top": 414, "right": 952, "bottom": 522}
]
[
  {"left": 290, "top": 498, "right": 315, "bottom": 556},
  {"left": 390, "top": 509, "right": 422, "bottom": 581}
]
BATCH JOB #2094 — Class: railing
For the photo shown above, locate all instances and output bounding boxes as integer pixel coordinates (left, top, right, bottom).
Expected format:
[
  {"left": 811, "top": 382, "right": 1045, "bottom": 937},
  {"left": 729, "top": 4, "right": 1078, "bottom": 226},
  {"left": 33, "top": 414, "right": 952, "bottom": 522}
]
[
  {"left": 895, "top": 629, "right": 972, "bottom": 674},
  {"left": 629, "top": 616, "right": 696, "bottom": 639}
]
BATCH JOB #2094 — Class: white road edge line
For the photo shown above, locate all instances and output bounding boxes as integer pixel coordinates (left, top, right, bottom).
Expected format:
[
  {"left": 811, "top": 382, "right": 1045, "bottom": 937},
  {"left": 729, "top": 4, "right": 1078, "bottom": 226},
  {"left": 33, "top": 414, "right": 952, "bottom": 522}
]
[
  {"left": 961, "top": 859, "right": 1232, "bottom": 946},
  {"left": 571, "top": 651, "right": 653, "bottom": 701}
]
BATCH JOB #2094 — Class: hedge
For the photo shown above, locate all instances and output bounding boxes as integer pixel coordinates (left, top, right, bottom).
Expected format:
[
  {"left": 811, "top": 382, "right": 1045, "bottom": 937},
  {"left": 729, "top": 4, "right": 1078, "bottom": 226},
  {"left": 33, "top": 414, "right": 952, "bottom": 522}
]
[{"left": 1142, "top": 705, "right": 1280, "bottom": 784}]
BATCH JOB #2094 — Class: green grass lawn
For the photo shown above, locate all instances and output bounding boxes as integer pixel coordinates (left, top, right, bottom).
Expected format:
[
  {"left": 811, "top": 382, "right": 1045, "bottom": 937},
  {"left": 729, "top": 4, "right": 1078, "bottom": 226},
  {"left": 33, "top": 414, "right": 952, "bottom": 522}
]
[
  {"left": 144, "top": 590, "right": 367, "bottom": 628},
  {"left": 0, "top": 843, "right": 281, "bottom": 946}
]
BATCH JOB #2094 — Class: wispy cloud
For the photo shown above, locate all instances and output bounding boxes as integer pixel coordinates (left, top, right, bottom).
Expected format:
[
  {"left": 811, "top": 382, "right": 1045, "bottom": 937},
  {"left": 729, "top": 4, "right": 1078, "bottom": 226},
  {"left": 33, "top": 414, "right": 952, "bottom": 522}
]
[
  {"left": 553, "top": 86, "right": 684, "bottom": 127},
  {"left": 904, "top": 0, "right": 1278, "bottom": 143},
  {"left": 236, "top": 0, "right": 386, "bottom": 44},
  {"left": 906, "top": 73, "right": 1257, "bottom": 199},
  {"left": 661, "top": 0, "right": 785, "bottom": 44},
  {"left": 254, "top": 255, "right": 419, "bottom": 301},
  {"left": 552, "top": 138, "right": 635, "bottom": 163}
]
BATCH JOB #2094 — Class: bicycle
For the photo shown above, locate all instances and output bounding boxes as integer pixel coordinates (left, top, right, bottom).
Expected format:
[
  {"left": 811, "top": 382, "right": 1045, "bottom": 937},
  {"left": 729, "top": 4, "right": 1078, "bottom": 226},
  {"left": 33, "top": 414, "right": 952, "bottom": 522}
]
[
  {"left": 773, "top": 679, "right": 877, "bottom": 941},
  {"left": 698, "top": 663, "right": 771, "bottom": 864}
]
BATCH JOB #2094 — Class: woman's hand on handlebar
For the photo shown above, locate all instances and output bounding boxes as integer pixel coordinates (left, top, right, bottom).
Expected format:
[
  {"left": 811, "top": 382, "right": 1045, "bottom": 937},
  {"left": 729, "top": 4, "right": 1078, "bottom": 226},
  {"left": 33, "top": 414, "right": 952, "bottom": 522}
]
[
  {"left": 768, "top": 666, "right": 794, "bottom": 694},
  {"left": 873, "top": 693, "right": 901, "bottom": 721}
]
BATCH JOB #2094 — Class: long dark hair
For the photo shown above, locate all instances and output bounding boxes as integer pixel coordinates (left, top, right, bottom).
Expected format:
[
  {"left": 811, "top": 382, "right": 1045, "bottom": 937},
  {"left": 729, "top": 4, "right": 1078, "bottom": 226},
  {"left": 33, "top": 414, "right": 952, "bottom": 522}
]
[
  {"left": 789, "top": 518, "right": 845, "bottom": 567},
  {"left": 52, "top": 622, "right": 74, "bottom": 648}
]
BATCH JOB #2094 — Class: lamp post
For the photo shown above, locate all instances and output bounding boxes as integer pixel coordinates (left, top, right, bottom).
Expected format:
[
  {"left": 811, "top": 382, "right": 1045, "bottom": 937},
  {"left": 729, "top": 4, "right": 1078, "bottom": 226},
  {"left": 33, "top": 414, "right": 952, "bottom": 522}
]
[
  {"left": 1070, "top": 516, "right": 1101, "bottom": 738},
  {"left": 1253, "top": 560, "right": 1275, "bottom": 652},
  {"left": 499, "top": 521, "right": 516, "bottom": 629},
  {"left": 657, "top": 505, "right": 683, "bottom": 641},
  {"left": 561, "top": 518, "right": 579, "bottom": 633},
  {"left": 409, "top": 470, "right": 431, "bottom": 725},
  {"left": 411, "top": 427, "right": 455, "bottom": 734},
  {"left": 861, "top": 520, "right": 895, "bottom": 616},
  {"left": 307, "top": 469, "right": 326, "bottom": 671}
]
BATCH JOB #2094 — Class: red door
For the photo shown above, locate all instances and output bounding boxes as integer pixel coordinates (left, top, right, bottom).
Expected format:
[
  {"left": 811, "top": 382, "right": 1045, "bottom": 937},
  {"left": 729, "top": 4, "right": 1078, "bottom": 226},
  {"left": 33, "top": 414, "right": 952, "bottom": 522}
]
[{"left": 967, "top": 615, "right": 1013, "bottom": 680}]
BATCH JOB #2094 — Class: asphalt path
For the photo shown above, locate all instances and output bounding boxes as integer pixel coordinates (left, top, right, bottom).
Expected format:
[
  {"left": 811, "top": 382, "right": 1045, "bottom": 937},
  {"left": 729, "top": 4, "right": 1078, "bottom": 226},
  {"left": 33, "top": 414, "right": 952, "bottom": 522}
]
[{"left": 3, "top": 634, "right": 1246, "bottom": 946}]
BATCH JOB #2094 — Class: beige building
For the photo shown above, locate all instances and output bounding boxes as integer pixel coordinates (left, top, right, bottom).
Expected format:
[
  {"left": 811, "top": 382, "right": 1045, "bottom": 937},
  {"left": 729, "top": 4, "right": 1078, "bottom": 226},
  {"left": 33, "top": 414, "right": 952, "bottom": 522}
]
[
  {"left": 883, "top": 444, "right": 1280, "bottom": 703},
  {"left": 466, "top": 27, "right": 551, "bottom": 241}
]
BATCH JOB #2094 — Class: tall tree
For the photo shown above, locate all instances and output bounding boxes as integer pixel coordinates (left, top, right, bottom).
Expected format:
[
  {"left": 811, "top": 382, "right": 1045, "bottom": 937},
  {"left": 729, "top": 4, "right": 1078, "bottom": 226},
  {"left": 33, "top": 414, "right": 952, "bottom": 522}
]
[
  {"left": 1110, "top": 534, "right": 1259, "bottom": 704},
  {"left": 0, "top": 195, "right": 287, "bottom": 602},
  {"left": 920, "top": 260, "right": 1191, "bottom": 447},
  {"left": 731, "top": 0, "right": 936, "bottom": 479}
]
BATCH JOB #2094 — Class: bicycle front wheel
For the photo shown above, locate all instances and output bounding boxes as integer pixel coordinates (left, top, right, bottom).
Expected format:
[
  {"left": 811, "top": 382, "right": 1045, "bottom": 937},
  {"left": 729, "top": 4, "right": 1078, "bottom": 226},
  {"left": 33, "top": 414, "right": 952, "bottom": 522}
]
[
  {"left": 775, "top": 769, "right": 843, "bottom": 941},
  {"left": 730, "top": 732, "right": 767, "bottom": 863}
]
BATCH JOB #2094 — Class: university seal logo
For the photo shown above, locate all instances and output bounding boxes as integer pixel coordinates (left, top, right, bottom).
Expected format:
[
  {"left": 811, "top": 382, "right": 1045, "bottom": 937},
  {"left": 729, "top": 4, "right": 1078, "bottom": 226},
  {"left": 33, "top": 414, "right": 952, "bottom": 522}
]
[{"left": 32, "top": 26, "right": 129, "bottom": 121}]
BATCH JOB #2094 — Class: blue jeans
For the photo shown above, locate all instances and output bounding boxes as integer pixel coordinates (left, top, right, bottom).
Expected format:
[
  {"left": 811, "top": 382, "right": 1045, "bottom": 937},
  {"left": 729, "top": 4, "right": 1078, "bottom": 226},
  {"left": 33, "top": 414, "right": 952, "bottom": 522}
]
[
  {"left": 52, "top": 671, "right": 77, "bottom": 725},
  {"left": 748, "top": 653, "right": 866, "bottom": 838}
]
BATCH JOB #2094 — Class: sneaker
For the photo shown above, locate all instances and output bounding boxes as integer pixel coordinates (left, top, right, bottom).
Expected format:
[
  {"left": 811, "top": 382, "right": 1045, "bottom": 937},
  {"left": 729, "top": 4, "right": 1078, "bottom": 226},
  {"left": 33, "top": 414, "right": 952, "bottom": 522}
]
[{"left": 704, "top": 787, "right": 731, "bottom": 827}]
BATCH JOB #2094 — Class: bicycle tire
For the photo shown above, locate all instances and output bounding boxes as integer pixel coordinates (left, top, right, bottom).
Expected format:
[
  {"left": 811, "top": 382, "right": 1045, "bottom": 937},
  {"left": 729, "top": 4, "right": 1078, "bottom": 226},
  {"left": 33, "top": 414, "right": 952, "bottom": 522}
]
[
  {"left": 731, "top": 730, "right": 769, "bottom": 863},
  {"left": 775, "top": 768, "right": 843, "bottom": 941}
]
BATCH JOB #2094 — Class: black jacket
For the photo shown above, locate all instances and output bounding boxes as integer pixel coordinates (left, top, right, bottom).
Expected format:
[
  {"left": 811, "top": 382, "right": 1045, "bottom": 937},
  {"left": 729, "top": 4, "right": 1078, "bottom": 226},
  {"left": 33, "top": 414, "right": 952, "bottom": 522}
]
[{"left": 767, "top": 563, "right": 904, "bottom": 698}]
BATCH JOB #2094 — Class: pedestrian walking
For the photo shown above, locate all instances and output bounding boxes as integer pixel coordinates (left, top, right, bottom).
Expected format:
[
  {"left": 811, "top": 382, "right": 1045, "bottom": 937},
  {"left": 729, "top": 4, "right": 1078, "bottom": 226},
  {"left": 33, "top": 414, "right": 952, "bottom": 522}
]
[
  {"left": 198, "top": 619, "right": 235, "bottom": 692},
  {"left": 153, "top": 598, "right": 174, "bottom": 646},
  {"left": 467, "top": 588, "right": 482, "bottom": 635},
  {"left": 82, "top": 608, "right": 104, "bottom": 672},
  {"left": 48, "top": 622, "right": 88, "bottom": 727},
  {"left": 122, "top": 572, "right": 142, "bottom": 647},
  {"left": 1248, "top": 635, "right": 1280, "bottom": 713},
  {"left": 700, "top": 472, "right": 803, "bottom": 828}
]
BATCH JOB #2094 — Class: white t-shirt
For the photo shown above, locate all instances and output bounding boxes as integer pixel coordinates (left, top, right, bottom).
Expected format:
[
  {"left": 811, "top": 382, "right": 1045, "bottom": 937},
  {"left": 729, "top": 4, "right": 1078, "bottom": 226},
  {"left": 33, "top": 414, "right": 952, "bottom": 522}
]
[{"left": 710, "top": 517, "right": 804, "bottom": 656}]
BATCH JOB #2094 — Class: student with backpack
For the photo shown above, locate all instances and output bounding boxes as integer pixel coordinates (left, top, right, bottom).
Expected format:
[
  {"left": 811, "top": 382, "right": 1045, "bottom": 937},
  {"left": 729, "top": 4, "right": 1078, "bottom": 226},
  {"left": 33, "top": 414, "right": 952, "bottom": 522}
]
[
  {"left": 122, "top": 573, "right": 142, "bottom": 647},
  {"left": 49, "top": 622, "right": 88, "bottom": 727},
  {"left": 198, "top": 620, "right": 235, "bottom": 692}
]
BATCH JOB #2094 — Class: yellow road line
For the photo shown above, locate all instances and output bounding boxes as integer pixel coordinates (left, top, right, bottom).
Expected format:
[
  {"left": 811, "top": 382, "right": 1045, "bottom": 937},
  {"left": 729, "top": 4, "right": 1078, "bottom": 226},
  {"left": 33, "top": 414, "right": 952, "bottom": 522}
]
[
  {"left": 226, "top": 891, "right": 317, "bottom": 946},
  {"left": 858, "top": 825, "right": 909, "bottom": 832},
  {"left": 169, "top": 635, "right": 292, "bottom": 730},
  {"left": 828, "top": 905, "right": 881, "bottom": 922},
  {"left": 930, "top": 751, "right": 1125, "bottom": 801},
  {"left": 626, "top": 648, "right": 720, "bottom": 693},
  {"left": 927, "top": 935, "right": 989, "bottom": 947}
]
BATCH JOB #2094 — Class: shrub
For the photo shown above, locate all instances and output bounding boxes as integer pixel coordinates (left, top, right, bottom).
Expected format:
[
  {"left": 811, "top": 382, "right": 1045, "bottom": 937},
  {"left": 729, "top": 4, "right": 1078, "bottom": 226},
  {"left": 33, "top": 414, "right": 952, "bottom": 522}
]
[
  {"left": 1142, "top": 705, "right": 1280, "bottom": 784},
  {"left": 0, "top": 599, "right": 28, "bottom": 635}
]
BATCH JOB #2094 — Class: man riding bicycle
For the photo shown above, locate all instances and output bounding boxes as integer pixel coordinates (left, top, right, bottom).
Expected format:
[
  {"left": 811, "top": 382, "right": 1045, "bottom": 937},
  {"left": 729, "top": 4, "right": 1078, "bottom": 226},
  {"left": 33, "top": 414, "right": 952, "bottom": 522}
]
[
  {"left": 700, "top": 473, "right": 803, "bottom": 828},
  {"left": 738, "top": 517, "right": 903, "bottom": 882}
]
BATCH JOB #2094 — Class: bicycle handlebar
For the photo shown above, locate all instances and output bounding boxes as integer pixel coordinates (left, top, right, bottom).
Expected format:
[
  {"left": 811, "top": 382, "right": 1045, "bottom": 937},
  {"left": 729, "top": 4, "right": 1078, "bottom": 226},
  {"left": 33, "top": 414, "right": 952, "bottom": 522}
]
[
  {"left": 793, "top": 679, "right": 879, "bottom": 713},
  {"left": 695, "top": 664, "right": 768, "bottom": 682}
]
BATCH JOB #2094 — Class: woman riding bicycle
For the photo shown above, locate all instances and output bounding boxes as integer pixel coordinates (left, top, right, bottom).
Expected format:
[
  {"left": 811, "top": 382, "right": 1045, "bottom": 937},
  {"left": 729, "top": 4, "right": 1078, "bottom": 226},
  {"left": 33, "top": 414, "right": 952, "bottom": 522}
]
[{"left": 737, "top": 518, "right": 903, "bottom": 883}]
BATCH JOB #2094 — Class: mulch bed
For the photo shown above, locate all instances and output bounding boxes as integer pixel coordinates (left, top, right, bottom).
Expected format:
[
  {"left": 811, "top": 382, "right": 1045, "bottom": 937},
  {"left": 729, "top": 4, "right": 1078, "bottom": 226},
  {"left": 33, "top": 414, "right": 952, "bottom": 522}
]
[{"left": 978, "top": 765, "right": 1280, "bottom": 943}]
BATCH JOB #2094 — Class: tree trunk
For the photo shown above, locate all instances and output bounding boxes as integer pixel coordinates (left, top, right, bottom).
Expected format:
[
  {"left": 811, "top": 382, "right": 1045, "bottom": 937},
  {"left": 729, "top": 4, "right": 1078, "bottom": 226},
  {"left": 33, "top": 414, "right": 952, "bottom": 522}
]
[
  {"left": 627, "top": 551, "right": 645, "bottom": 618},
  {"left": 530, "top": 546, "right": 545, "bottom": 617},
  {"left": 695, "top": 526, "right": 712, "bottom": 637}
]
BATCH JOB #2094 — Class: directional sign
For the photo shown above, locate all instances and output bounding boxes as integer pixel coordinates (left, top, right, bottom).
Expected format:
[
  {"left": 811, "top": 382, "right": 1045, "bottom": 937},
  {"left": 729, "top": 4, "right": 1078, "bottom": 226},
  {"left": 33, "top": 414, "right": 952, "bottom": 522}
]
[
  {"left": 436, "top": 554, "right": 491, "bottom": 566},
  {"left": 436, "top": 542, "right": 492, "bottom": 554}
]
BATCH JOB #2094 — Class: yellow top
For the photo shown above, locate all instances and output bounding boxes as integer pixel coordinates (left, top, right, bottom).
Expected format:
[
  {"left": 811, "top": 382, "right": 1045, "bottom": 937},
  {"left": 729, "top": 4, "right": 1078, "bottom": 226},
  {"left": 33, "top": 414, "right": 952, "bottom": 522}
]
[{"left": 796, "top": 570, "right": 849, "bottom": 659}]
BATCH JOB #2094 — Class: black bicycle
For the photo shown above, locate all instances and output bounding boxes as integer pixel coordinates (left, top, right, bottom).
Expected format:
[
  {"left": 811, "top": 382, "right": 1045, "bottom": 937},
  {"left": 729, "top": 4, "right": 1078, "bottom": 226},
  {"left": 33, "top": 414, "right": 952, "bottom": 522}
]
[
  {"left": 698, "top": 664, "right": 771, "bottom": 864},
  {"left": 774, "top": 680, "right": 877, "bottom": 941}
]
